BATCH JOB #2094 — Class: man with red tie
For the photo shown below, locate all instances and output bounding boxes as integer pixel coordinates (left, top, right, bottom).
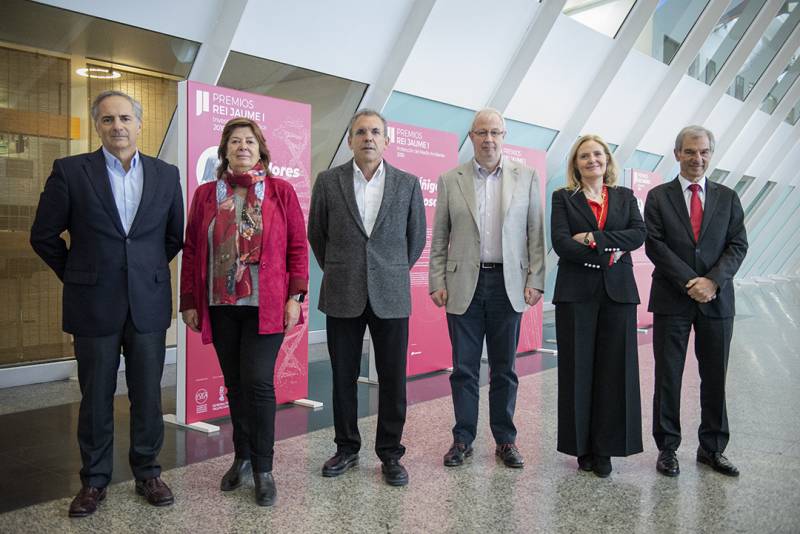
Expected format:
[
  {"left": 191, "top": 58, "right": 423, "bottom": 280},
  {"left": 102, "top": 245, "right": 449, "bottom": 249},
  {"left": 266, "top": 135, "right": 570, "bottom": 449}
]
[{"left": 644, "top": 125, "right": 748, "bottom": 478}]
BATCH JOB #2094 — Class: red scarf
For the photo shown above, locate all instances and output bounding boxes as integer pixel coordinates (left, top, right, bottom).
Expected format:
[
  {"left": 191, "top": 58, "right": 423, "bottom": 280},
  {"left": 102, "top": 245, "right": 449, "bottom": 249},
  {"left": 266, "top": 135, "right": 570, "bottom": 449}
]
[{"left": 211, "top": 162, "right": 266, "bottom": 304}]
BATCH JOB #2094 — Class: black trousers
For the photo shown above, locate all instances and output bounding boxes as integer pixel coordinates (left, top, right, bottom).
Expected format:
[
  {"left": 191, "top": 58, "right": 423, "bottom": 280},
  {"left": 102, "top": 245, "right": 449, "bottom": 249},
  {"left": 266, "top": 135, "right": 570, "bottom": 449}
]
[
  {"left": 555, "top": 290, "right": 642, "bottom": 457},
  {"left": 446, "top": 269, "right": 521, "bottom": 446},
  {"left": 74, "top": 317, "right": 166, "bottom": 488},
  {"left": 652, "top": 308, "right": 733, "bottom": 453},
  {"left": 326, "top": 301, "right": 408, "bottom": 461},
  {"left": 209, "top": 306, "right": 284, "bottom": 473}
]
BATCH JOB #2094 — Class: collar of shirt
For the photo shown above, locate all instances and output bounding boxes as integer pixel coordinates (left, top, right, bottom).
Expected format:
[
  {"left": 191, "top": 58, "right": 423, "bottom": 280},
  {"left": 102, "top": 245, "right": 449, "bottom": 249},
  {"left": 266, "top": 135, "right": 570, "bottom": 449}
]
[
  {"left": 102, "top": 146, "right": 140, "bottom": 173},
  {"left": 353, "top": 159, "right": 385, "bottom": 183},
  {"left": 678, "top": 174, "right": 706, "bottom": 194},
  {"left": 473, "top": 157, "right": 503, "bottom": 180}
]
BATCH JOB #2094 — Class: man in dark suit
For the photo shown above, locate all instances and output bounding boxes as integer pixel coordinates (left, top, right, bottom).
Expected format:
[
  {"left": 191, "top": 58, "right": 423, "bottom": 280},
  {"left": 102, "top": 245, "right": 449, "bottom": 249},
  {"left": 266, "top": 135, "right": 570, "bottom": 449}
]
[
  {"left": 645, "top": 125, "right": 747, "bottom": 478},
  {"left": 308, "top": 109, "right": 426, "bottom": 487},
  {"left": 30, "top": 90, "right": 183, "bottom": 516}
]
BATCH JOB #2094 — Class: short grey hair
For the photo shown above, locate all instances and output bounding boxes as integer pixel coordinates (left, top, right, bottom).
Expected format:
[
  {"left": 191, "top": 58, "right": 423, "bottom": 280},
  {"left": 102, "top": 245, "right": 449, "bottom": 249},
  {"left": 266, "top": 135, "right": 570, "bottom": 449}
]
[
  {"left": 347, "top": 109, "right": 388, "bottom": 138},
  {"left": 675, "top": 125, "right": 715, "bottom": 153},
  {"left": 471, "top": 108, "right": 506, "bottom": 131},
  {"left": 91, "top": 90, "right": 143, "bottom": 124}
]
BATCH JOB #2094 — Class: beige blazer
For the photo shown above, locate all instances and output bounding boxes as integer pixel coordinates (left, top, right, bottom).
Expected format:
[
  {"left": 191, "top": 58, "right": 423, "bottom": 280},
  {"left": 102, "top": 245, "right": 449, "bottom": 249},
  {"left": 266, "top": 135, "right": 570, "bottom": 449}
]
[{"left": 428, "top": 158, "right": 545, "bottom": 315}]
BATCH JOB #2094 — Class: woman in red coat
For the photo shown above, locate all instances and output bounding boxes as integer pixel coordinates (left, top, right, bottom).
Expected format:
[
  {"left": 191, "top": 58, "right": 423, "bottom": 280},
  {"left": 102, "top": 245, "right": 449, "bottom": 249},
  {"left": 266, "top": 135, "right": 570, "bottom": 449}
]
[{"left": 180, "top": 117, "right": 308, "bottom": 506}]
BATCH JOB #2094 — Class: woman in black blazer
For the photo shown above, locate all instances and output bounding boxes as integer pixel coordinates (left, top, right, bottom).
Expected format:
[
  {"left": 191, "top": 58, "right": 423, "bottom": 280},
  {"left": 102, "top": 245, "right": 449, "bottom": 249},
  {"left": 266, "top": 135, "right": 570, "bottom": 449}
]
[{"left": 551, "top": 134, "right": 646, "bottom": 477}]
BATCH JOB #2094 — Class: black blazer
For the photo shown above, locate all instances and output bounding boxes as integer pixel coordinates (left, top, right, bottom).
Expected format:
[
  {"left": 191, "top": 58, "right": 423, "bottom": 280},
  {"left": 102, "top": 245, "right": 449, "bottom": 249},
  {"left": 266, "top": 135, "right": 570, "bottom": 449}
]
[
  {"left": 551, "top": 186, "right": 646, "bottom": 304},
  {"left": 644, "top": 177, "right": 747, "bottom": 318},
  {"left": 30, "top": 148, "right": 184, "bottom": 336}
]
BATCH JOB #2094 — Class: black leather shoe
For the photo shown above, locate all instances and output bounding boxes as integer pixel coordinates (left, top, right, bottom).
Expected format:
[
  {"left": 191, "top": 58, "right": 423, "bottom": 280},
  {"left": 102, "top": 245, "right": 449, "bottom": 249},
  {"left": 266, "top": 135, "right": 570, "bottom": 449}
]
[
  {"left": 322, "top": 452, "right": 359, "bottom": 477},
  {"left": 381, "top": 459, "right": 409, "bottom": 486},
  {"left": 577, "top": 454, "right": 593, "bottom": 472},
  {"left": 593, "top": 455, "right": 612, "bottom": 478},
  {"left": 68, "top": 486, "right": 106, "bottom": 517},
  {"left": 135, "top": 477, "right": 174, "bottom": 506},
  {"left": 254, "top": 472, "right": 277, "bottom": 506},
  {"left": 656, "top": 450, "right": 680, "bottom": 477},
  {"left": 696, "top": 447, "right": 739, "bottom": 477},
  {"left": 495, "top": 443, "right": 525, "bottom": 468},
  {"left": 220, "top": 458, "right": 251, "bottom": 491},
  {"left": 443, "top": 442, "right": 473, "bottom": 467}
]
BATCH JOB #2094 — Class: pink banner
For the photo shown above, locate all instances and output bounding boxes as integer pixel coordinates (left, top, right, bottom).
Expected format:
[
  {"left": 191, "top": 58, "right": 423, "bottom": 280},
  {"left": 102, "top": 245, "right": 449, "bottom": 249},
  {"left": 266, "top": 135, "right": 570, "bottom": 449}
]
[
  {"left": 502, "top": 144, "right": 546, "bottom": 353},
  {"left": 628, "top": 169, "right": 663, "bottom": 328},
  {"left": 183, "top": 81, "right": 311, "bottom": 424},
  {"left": 383, "top": 122, "right": 459, "bottom": 377}
]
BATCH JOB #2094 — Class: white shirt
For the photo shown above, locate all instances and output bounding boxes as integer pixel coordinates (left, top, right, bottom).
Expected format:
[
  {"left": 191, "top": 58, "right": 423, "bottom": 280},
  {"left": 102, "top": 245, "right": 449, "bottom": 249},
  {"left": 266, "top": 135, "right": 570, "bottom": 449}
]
[
  {"left": 473, "top": 158, "right": 503, "bottom": 263},
  {"left": 353, "top": 159, "right": 386, "bottom": 236},
  {"left": 103, "top": 147, "right": 143, "bottom": 234},
  {"left": 678, "top": 174, "right": 707, "bottom": 213}
]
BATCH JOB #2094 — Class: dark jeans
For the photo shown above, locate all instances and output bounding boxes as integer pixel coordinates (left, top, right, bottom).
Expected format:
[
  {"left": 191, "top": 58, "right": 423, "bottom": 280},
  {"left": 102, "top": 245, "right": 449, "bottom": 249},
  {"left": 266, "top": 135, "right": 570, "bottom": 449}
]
[
  {"left": 446, "top": 269, "right": 521, "bottom": 446},
  {"left": 326, "top": 301, "right": 408, "bottom": 461},
  {"left": 74, "top": 317, "right": 166, "bottom": 488},
  {"left": 209, "top": 305, "right": 284, "bottom": 473}
]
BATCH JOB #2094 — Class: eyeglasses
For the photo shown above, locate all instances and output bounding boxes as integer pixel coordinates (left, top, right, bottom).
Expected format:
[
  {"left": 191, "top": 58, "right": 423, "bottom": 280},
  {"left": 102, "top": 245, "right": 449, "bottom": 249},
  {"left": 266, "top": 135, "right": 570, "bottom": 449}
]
[{"left": 471, "top": 129, "right": 505, "bottom": 138}]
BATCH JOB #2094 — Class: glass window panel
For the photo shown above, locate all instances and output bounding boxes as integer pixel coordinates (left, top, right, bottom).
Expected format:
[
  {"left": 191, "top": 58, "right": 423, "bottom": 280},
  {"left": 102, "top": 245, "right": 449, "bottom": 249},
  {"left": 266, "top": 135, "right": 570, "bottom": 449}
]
[
  {"left": 218, "top": 52, "right": 368, "bottom": 333},
  {"left": 745, "top": 180, "right": 776, "bottom": 219},
  {"left": 505, "top": 119, "right": 558, "bottom": 150},
  {"left": 709, "top": 168, "right": 730, "bottom": 182},
  {"left": 0, "top": 4, "right": 198, "bottom": 367},
  {"left": 727, "top": 1, "right": 800, "bottom": 101},
  {"left": 563, "top": 0, "right": 636, "bottom": 38},
  {"left": 761, "top": 46, "right": 800, "bottom": 113},
  {"left": 383, "top": 92, "right": 474, "bottom": 146},
  {"left": 785, "top": 97, "right": 800, "bottom": 124},
  {"left": 688, "top": 0, "right": 767, "bottom": 85},
  {"left": 634, "top": 0, "right": 710, "bottom": 65},
  {"left": 734, "top": 174, "right": 756, "bottom": 195},
  {"left": 624, "top": 149, "right": 663, "bottom": 171}
]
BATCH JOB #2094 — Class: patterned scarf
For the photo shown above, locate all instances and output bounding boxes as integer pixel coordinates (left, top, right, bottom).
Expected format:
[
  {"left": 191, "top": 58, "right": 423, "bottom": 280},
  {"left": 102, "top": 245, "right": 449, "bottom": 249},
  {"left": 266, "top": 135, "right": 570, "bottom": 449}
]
[{"left": 211, "top": 162, "right": 266, "bottom": 304}]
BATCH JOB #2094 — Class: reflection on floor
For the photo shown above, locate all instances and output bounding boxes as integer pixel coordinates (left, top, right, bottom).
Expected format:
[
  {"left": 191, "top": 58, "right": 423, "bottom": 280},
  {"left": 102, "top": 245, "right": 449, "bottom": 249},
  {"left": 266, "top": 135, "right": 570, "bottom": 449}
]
[{"left": 0, "top": 281, "right": 799, "bottom": 532}]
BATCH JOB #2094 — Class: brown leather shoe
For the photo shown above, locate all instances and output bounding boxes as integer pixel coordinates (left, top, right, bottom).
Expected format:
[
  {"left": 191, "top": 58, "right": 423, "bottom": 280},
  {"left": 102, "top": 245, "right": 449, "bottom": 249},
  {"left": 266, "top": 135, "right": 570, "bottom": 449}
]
[
  {"left": 68, "top": 486, "right": 106, "bottom": 518},
  {"left": 135, "top": 477, "right": 175, "bottom": 506}
]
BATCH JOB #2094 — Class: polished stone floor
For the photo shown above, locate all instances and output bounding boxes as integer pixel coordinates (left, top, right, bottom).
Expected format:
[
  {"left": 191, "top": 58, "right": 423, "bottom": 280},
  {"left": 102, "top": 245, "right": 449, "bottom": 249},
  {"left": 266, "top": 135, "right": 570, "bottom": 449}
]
[{"left": 0, "top": 280, "right": 799, "bottom": 533}]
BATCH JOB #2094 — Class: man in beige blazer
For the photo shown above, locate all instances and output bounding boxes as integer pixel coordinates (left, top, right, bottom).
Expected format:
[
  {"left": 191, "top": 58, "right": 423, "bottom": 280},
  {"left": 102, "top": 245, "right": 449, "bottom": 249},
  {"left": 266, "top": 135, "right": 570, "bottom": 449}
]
[{"left": 429, "top": 108, "right": 545, "bottom": 468}]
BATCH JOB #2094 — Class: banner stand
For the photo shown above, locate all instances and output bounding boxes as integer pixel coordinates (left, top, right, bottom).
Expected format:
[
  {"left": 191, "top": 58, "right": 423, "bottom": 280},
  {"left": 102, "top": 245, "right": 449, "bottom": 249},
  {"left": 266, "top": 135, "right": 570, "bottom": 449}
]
[{"left": 163, "top": 414, "right": 220, "bottom": 434}]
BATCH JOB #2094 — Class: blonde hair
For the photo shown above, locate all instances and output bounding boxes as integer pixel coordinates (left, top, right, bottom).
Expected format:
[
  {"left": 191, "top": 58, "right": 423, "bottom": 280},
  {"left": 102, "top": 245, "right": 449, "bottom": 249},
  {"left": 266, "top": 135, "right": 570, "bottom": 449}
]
[{"left": 565, "top": 134, "right": 618, "bottom": 191}]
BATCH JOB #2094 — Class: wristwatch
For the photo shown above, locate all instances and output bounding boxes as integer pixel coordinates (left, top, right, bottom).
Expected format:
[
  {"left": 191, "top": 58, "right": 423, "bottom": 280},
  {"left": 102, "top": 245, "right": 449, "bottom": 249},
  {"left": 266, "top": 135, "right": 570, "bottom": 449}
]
[
  {"left": 583, "top": 233, "right": 591, "bottom": 246},
  {"left": 290, "top": 293, "right": 305, "bottom": 303}
]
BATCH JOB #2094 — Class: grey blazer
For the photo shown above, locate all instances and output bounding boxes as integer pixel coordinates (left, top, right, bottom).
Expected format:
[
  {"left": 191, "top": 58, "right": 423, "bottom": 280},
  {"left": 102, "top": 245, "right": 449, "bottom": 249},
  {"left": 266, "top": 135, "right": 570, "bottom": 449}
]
[
  {"left": 429, "top": 158, "right": 545, "bottom": 315},
  {"left": 308, "top": 159, "right": 427, "bottom": 319}
]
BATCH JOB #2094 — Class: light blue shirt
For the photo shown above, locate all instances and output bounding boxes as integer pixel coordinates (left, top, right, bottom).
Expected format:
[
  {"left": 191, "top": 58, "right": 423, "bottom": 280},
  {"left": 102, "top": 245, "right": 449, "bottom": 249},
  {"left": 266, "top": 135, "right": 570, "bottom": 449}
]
[
  {"left": 103, "top": 147, "right": 143, "bottom": 234},
  {"left": 473, "top": 157, "right": 503, "bottom": 263}
]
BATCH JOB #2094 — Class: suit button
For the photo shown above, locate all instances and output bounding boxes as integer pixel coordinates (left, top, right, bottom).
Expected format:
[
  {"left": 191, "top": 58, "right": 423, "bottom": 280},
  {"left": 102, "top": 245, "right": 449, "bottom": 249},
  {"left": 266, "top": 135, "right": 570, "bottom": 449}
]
[{"left": 126, "top": 238, "right": 131, "bottom": 244}]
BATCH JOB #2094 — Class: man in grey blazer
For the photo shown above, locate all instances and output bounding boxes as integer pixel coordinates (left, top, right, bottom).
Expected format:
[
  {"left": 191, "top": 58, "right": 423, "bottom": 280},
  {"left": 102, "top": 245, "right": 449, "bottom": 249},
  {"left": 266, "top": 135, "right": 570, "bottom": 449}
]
[
  {"left": 429, "top": 108, "right": 545, "bottom": 468},
  {"left": 308, "top": 109, "right": 426, "bottom": 486}
]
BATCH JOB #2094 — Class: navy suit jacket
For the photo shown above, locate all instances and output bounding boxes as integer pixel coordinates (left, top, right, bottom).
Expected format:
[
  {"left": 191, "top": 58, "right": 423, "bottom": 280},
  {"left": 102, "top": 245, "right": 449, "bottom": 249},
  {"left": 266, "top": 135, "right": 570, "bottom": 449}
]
[
  {"left": 30, "top": 148, "right": 184, "bottom": 336},
  {"left": 644, "top": 177, "right": 747, "bottom": 318},
  {"left": 551, "top": 186, "right": 646, "bottom": 304}
]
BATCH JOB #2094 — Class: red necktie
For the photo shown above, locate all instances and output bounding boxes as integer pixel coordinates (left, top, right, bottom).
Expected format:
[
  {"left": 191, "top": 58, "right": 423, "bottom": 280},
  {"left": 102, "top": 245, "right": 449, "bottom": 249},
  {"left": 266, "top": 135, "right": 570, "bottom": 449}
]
[{"left": 688, "top": 183, "right": 703, "bottom": 241}]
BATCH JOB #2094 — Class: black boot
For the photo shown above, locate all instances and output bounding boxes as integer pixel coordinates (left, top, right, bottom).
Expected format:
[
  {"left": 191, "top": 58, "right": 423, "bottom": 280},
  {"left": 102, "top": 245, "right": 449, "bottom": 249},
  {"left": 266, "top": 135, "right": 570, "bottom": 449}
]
[
  {"left": 220, "top": 458, "right": 251, "bottom": 491},
  {"left": 254, "top": 472, "right": 276, "bottom": 507}
]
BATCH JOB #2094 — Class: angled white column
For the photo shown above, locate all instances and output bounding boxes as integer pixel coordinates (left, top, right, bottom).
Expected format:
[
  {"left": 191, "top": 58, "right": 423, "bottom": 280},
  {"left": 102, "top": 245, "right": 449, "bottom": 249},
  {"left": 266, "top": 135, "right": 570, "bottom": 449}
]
[
  {"left": 456, "top": 0, "right": 566, "bottom": 161},
  {"left": 158, "top": 0, "right": 249, "bottom": 164},
  {"left": 544, "top": 0, "right": 659, "bottom": 182},
  {"left": 328, "top": 0, "right": 437, "bottom": 168},
  {"left": 613, "top": 0, "right": 731, "bottom": 167},
  {"left": 711, "top": 23, "right": 800, "bottom": 184},
  {"left": 653, "top": 0, "right": 786, "bottom": 179}
]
